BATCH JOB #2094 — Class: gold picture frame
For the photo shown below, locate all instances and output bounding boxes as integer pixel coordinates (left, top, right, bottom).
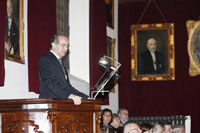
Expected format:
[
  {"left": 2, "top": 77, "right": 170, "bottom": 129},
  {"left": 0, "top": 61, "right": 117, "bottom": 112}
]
[
  {"left": 107, "top": 36, "right": 116, "bottom": 92},
  {"left": 187, "top": 20, "right": 200, "bottom": 76},
  {"left": 5, "top": 0, "right": 24, "bottom": 64},
  {"left": 130, "top": 23, "right": 175, "bottom": 81},
  {"left": 107, "top": 36, "right": 115, "bottom": 65}
]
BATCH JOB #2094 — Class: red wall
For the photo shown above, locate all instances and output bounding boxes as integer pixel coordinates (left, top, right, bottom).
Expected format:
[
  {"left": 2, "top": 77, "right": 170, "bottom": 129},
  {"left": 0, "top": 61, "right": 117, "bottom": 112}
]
[
  {"left": 118, "top": 0, "right": 200, "bottom": 132},
  {"left": 0, "top": 0, "right": 6, "bottom": 86}
]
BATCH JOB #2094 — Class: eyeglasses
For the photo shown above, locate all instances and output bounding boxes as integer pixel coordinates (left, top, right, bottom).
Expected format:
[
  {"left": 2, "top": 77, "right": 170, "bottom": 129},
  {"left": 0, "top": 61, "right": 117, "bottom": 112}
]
[
  {"left": 57, "top": 43, "right": 70, "bottom": 49},
  {"left": 103, "top": 114, "right": 111, "bottom": 117},
  {"left": 120, "top": 113, "right": 129, "bottom": 115}
]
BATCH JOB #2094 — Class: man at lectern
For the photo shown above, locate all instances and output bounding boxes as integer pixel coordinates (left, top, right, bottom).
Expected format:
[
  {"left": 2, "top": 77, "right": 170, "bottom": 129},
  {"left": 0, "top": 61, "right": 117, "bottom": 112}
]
[{"left": 38, "top": 34, "right": 88, "bottom": 105}]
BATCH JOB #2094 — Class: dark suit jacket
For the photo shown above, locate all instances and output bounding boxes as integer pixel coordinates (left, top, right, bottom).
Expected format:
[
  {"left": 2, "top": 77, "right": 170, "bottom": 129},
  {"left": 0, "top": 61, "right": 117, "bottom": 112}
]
[
  {"left": 138, "top": 50, "right": 168, "bottom": 74},
  {"left": 38, "top": 51, "right": 88, "bottom": 99},
  {"left": 5, "top": 17, "right": 19, "bottom": 55}
]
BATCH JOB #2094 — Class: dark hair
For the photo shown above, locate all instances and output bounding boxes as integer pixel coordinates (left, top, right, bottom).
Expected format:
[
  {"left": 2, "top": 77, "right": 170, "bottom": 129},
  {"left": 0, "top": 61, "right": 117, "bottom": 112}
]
[
  {"left": 50, "top": 33, "right": 68, "bottom": 49},
  {"left": 159, "top": 121, "right": 172, "bottom": 131},
  {"left": 112, "top": 113, "right": 119, "bottom": 121},
  {"left": 117, "top": 108, "right": 128, "bottom": 114},
  {"left": 100, "top": 108, "right": 112, "bottom": 125},
  {"left": 139, "top": 123, "right": 153, "bottom": 133}
]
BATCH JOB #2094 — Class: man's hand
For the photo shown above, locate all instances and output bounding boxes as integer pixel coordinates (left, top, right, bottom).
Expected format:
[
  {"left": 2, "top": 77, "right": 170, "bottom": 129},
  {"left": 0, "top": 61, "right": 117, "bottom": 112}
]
[
  {"left": 5, "top": 42, "right": 10, "bottom": 53},
  {"left": 9, "top": 47, "right": 14, "bottom": 55},
  {"left": 68, "top": 94, "right": 82, "bottom": 105},
  {"left": 5, "top": 41, "right": 14, "bottom": 55}
]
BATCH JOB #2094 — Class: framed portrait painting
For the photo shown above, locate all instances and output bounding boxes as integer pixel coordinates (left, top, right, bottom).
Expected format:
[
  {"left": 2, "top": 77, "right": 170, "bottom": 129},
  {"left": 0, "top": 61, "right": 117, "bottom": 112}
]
[
  {"left": 130, "top": 23, "right": 175, "bottom": 81},
  {"left": 105, "top": 0, "right": 114, "bottom": 29},
  {"left": 107, "top": 36, "right": 116, "bottom": 92},
  {"left": 5, "top": 0, "right": 24, "bottom": 64},
  {"left": 187, "top": 20, "right": 200, "bottom": 76}
]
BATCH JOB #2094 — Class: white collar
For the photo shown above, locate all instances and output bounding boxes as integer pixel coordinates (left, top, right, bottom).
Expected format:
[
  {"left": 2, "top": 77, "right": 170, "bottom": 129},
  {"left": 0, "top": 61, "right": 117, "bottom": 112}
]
[{"left": 50, "top": 50, "right": 60, "bottom": 60}]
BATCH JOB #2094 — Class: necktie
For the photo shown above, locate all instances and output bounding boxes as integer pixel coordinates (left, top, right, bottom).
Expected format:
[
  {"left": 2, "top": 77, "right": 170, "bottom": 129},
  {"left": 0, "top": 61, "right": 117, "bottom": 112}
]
[
  {"left": 150, "top": 52, "right": 157, "bottom": 71},
  {"left": 58, "top": 59, "right": 68, "bottom": 79}
]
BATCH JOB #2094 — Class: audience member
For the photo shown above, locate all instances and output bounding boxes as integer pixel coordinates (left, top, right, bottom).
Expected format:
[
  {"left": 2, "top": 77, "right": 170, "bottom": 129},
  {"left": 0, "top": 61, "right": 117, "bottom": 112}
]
[
  {"left": 118, "top": 108, "right": 129, "bottom": 127},
  {"left": 124, "top": 123, "right": 142, "bottom": 133},
  {"left": 100, "top": 108, "right": 112, "bottom": 129},
  {"left": 139, "top": 123, "right": 153, "bottom": 133},
  {"left": 162, "top": 121, "right": 172, "bottom": 133},
  {"left": 172, "top": 124, "right": 185, "bottom": 133},
  {"left": 110, "top": 113, "right": 121, "bottom": 129},
  {"left": 152, "top": 123, "right": 164, "bottom": 133}
]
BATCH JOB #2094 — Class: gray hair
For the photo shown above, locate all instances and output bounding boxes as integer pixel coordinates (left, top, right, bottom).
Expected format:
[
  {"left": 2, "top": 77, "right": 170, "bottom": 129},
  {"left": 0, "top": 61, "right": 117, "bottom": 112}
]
[{"left": 50, "top": 33, "right": 68, "bottom": 48}]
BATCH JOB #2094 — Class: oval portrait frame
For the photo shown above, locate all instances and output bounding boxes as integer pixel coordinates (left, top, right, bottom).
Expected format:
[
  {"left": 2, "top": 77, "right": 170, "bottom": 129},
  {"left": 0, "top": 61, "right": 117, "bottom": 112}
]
[{"left": 187, "top": 20, "right": 200, "bottom": 76}]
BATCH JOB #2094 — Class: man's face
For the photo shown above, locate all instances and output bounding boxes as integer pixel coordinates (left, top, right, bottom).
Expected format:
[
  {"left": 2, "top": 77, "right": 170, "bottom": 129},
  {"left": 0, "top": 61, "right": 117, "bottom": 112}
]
[
  {"left": 179, "top": 127, "right": 185, "bottom": 133},
  {"left": 7, "top": 0, "right": 13, "bottom": 18},
  {"left": 52, "top": 36, "right": 69, "bottom": 58},
  {"left": 119, "top": 109, "right": 129, "bottom": 122},
  {"left": 173, "top": 127, "right": 185, "bottom": 133},
  {"left": 147, "top": 38, "right": 157, "bottom": 53},
  {"left": 154, "top": 124, "right": 163, "bottom": 133},
  {"left": 163, "top": 125, "right": 172, "bottom": 133},
  {"left": 124, "top": 123, "right": 142, "bottom": 133}
]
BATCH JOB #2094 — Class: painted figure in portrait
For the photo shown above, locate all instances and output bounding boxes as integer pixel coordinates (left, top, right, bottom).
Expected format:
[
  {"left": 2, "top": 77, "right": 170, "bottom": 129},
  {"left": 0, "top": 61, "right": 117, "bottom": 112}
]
[
  {"left": 193, "top": 29, "right": 200, "bottom": 64},
  {"left": 105, "top": 0, "right": 114, "bottom": 28},
  {"left": 137, "top": 30, "right": 168, "bottom": 75},
  {"left": 5, "top": 0, "right": 19, "bottom": 55}
]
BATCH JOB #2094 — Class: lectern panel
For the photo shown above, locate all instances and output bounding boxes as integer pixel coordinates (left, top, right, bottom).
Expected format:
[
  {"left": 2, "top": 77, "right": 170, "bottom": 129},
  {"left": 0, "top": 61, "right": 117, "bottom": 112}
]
[{"left": 0, "top": 98, "right": 100, "bottom": 133}]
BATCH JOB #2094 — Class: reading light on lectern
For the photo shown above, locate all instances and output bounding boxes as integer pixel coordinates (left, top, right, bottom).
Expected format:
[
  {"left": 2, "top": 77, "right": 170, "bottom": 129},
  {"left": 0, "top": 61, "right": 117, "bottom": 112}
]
[
  {"left": 91, "top": 55, "right": 121, "bottom": 99},
  {"left": 99, "top": 56, "right": 109, "bottom": 69}
]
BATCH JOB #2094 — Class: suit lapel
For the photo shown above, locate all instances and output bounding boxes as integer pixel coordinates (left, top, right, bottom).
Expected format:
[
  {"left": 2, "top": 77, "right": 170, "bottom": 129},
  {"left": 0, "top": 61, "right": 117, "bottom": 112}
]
[{"left": 47, "top": 51, "right": 69, "bottom": 83}]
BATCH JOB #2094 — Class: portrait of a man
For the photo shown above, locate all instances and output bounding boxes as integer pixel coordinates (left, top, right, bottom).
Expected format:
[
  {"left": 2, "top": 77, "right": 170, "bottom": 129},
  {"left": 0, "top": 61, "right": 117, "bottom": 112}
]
[
  {"left": 105, "top": 0, "right": 114, "bottom": 28},
  {"left": 193, "top": 29, "right": 200, "bottom": 64},
  {"left": 137, "top": 30, "right": 168, "bottom": 75},
  {"left": 5, "top": 0, "right": 19, "bottom": 56},
  {"left": 131, "top": 23, "right": 174, "bottom": 81}
]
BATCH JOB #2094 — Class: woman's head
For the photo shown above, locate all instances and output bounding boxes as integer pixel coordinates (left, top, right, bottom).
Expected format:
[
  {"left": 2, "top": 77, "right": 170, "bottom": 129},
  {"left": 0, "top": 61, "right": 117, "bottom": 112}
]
[
  {"left": 111, "top": 113, "right": 121, "bottom": 128},
  {"left": 101, "top": 108, "right": 112, "bottom": 125}
]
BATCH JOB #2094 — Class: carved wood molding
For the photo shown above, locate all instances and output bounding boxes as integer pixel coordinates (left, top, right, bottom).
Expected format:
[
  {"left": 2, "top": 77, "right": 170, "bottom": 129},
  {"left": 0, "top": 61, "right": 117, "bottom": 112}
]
[
  {"left": 6, "top": 120, "right": 44, "bottom": 132},
  {"left": 47, "top": 110, "right": 57, "bottom": 123},
  {"left": 97, "top": 112, "right": 101, "bottom": 124},
  {"left": 61, "top": 120, "right": 90, "bottom": 133},
  {"left": 7, "top": 120, "right": 20, "bottom": 132}
]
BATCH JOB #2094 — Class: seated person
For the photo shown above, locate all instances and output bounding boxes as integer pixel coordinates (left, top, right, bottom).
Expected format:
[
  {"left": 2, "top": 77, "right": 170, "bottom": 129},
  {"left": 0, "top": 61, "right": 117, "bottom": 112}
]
[
  {"left": 109, "top": 113, "right": 124, "bottom": 132},
  {"left": 117, "top": 108, "right": 129, "bottom": 127},
  {"left": 139, "top": 123, "right": 153, "bottom": 133},
  {"left": 152, "top": 123, "right": 164, "bottom": 133},
  {"left": 161, "top": 121, "right": 172, "bottom": 133},
  {"left": 100, "top": 108, "right": 112, "bottom": 129},
  {"left": 110, "top": 113, "right": 121, "bottom": 129},
  {"left": 172, "top": 124, "right": 185, "bottom": 133},
  {"left": 124, "top": 123, "right": 142, "bottom": 133}
]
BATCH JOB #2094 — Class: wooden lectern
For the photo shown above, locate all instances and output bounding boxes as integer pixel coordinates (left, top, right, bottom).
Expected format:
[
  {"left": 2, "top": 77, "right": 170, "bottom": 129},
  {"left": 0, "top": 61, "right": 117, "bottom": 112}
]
[{"left": 0, "top": 98, "right": 101, "bottom": 133}]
